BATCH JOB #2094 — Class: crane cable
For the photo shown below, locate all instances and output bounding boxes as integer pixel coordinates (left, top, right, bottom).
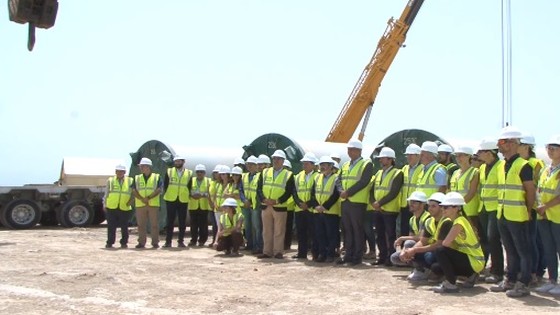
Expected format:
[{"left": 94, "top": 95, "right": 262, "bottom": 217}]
[{"left": 501, "top": 0, "right": 513, "bottom": 127}]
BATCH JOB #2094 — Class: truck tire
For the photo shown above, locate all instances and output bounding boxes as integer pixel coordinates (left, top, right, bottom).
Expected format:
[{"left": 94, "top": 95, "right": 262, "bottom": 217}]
[
  {"left": 59, "top": 200, "right": 94, "bottom": 227},
  {"left": 40, "top": 210, "right": 59, "bottom": 226},
  {"left": 1, "top": 199, "right": 42, "bottom": 229},
  {"left": 91, "top": 201, "right": 106, "bottom": 225}
]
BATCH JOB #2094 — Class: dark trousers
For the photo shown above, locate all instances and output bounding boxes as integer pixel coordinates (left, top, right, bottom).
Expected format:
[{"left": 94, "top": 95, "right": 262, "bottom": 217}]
[
  {"left": 373, "top": 211, "right": 398, "bottom": 262},
  {"left": 106, "top": 209, "right": 132, "bottom": 246},
  {"left": 529, "top": 209, "right": 546, "bottom": 276},
  {"left": 478, "top": 208, "right": 504, "bottom": 277},
  {"left": 399, "top": 206, "right": 412, "bottom": 237},
  {"left": 498, "top": 217, "right": 532, "bottom": 285},
  {"left": 216, "top": 231, "right": 244, "bottom": 252},
  {"left": 284, "top": 211, "right": 295, "bottom": 250},
  {"left": 165, "top": 200, "right": 188, "bottom": 244},
  {"left": 363, "top": 210, "right": 376, "bottom": 254},
  {"left": 432, "top": 246, "right": 475, "bottom": 285},
  {"left": 537, "top": 220, "right": 560, "bottom": 281},
  {"left": 314, "top": 213, "right": 340, "bottom": 258},
  {"left": 189, "top": 210, "right": 209, "bottom": 245},
  {"left": 341, "top": 201, "right": 366, "bottom": 263},
  {"left": 295, "top": 210, "right": 314, "bottom": 257},
  {"left": 209, "top": 211, "right": 218, "bottom": 244}
]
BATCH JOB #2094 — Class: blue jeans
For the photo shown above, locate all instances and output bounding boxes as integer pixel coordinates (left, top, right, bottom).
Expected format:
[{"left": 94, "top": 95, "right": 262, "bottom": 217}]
[
  {"left": 241, "top": 208, "right": 253, "bottom": 250},
  {"left": 529, "top": 209, "right": 546, "bottom": 276},
  {"left": 390, "top": 239, "right": 415, "bottom": 266},
  {"left": 314, "top": 213, "right": 340, "bottom": 258},
  {"left": 412, "top": 251, "right": 436, "bottom": 272},
  {"left": 363, "top": 210, "right": 376, "bottom": 254},
  {"left": 479, "top": 208, "right": 504, "bottom": 277},
  {"left": 498, "top": 217, "right": 532, "bottom": 285},
  {"left": 251, "top": 209, "right": 263, "bottom": 252},
  {"left": 537, "top": 220, "right": 560, "bottom": 281}
]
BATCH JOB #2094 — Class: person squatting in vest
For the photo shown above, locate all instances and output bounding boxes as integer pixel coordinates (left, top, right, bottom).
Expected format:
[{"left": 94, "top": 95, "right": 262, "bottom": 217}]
[{"left": 216, "top": 198, "right": 244, "bottom": 256}]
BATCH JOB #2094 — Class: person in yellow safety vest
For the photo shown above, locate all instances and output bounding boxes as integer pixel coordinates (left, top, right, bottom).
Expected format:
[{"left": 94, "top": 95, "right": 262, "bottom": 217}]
[
  {"left": 370, "top": 147, "right": 404, "bottom": 267},
  {"left": 490, "top": 126, "right": 535, "bottom": 298},
  {"left": 438, "top": 144, "right": 459, "bottom": 186},
  {"left": 131, "top": 157, "right": 163, "bottom": 249},
  {"left": 188, "top": 164, "right": 213, "bottom": 247},
  {"left": 104, "top": 164, "right": 133, "bottom": 249},
  {"left": 234, "top": 157, "right": 247, "bottom": 173},
  {"left": 162, "top": 156, "right": 193, "bottom": 248},
  {"left": 307, "top": 156, "right": 341, "bottom": 263},
  {"left": 257, "top": 154, "right": 271, "bottom": 172},
  {"left": 401, "top": 192, "right": 451, "bottom": 282},
  {"left": 417, "top": 141, "right": 448, "bottom": 196},
  {"left": 243, "top": 156, "right": 262, "bottom": 254},
  {"left": 399, "top": 143, "right": 424, "bottom": 237},
  {"left": 431, "top": 192, "right": 485, "bottom": 293},
  {"left": 518, "top": 134, "right": 547, "bottom": 284},
  {"left": 390, "top": 190, "right": 430, "bottom": 266},
  {"left": 534, "top": 135, "right": 560, "bottom": 295},
  {"left": 216, "top": 198, "right": 244, "bottom": 256},
  {"left": 363, "top": 175, "right": 377, "bottom": 261},
  {"left": 291, "top": 152, "right": 318, "bottom": 260},
  {"left": 449, "top": 146, "right": 482, "bottom": 240},
  {"left": 283, "top": 159, "right": 296, "bottom": 250},
  {"left": 330, "top": 153, "right": 342, "bottom": 174},
  {"left": 225, "top": 166, "right": 245, "bottom": 214},
  {"left": 208, "top": 165, "right": 223, "bottom": 247},
  {"left": 336, "top": 139, "right": 374, "bottom": 266},
  {"left": 477, "top": 138, "right": 505, "bottom": 284},
  {"left": 256, "top": 150, "right": 295, "bottom": 259}
]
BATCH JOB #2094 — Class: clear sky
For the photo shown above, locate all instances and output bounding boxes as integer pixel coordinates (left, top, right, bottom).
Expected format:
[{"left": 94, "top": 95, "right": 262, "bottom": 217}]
[{"left": 1, "top": 0, "right": 558, "bottom": 185}]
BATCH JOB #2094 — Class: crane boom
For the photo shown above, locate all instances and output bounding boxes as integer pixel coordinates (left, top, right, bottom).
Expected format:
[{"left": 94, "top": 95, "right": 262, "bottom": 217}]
[{"left": 325, "top": 0, "right": 424, "bottom": 143}]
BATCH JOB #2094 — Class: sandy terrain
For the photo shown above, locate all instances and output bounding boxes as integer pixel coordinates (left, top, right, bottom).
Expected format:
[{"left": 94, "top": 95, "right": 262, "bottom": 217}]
[{"left": 0, "top": 226, "right": 558, "bottom": 315}]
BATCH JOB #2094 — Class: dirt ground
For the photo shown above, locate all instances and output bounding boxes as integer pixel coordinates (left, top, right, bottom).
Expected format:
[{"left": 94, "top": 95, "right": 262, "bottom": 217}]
[{"left": 0, "top": 226, "right": 558, "bottom": 315}]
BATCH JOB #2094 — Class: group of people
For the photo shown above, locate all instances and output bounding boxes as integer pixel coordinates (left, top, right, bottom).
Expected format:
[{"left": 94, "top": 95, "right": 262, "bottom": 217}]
[{"left": 102, "top": 126, "right": 560, "bottom": 298}]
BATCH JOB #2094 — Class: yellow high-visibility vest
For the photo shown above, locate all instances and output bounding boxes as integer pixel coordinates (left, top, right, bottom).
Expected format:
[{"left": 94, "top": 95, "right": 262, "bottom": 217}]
[
  {"left": 409, "top": 211, "right": 430, "bottom": 236},
  {"left": 424, "top": 217, "right": 451, "bottom": 245},
  {"left": 220, "top": 212, "right": 243, "bottom": 237},
  {"left": 294, "top": 170, "right": 317, "bottom": 212},
  {"left": 450, "top": 167, "right": 480, "bottom": 216},
  {"left": 479, "top": 161, "right": 502, "bottom": 212},
  {"left": 400, "top": 164, "right": 423, "bottom": 207},
  {"left": 538, "top": 166, "right": 560, "bottom": 224},
  {"left": 314, "top": 173, "right": 341, "bottom": 216},
  {"left": 417, "top": 162, "right": 446, "bottom": 197},
  {"left": 105, "top": 176, "right": 133, "bottom": 211},
  {"left": 134, "top": 173, "right": 161, "bottom": 207},
  {"left": 340, "top": 158, "right": 372, "bottom": 204},
  {"left": 163, "top": 168, "right": 193, "bottom": 203},
  {"left": 189, "top": 177, "right": 211, "bottom": 210},
  {"left": 373, "top": 167, "right": 402, "bottom": 212},
  {"left": 262, "top": 167, "right": 292, "bottom": 208},
  {"left": 242, "top": 172, "right": 260, "bottom": 209},
  {"left": 450, "top": 216, "right": 485, "bottom": 273},
  {"left": 497, "top": 157, "right": 530, "bottom": 222}
]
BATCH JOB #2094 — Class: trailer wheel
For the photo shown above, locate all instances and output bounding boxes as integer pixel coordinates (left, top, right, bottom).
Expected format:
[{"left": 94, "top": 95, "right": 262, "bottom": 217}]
[
  {"left": 91, "top": 201, "right": 106, "bottom": 225},
  {"left": 1, "top": 199, "right": 42, "bottom": 229},
  {"left": 40, "top": 210, "right": 58, "bottom": 226},
  {"left": 60, "top": 200, "right": 94, "bottom": 227}
]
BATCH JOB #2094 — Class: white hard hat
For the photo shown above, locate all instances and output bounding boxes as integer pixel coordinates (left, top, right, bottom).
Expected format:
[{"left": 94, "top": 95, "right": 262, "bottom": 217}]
[
  {"left": 221, "top": 198, "right": 238, "bottom": 208},
  {"left": 405, "top": 144, "right": 421, "bottom": 155},
  {"left": 440, "top": 192, "right": 466, "bottom": 206},
  {"left": 234, "top": 157, "right": 245, "bottom": 165},
  {"left": 271, "top": 150, "right": 287, "bottom": 159},
  {"left": 521, "top": 134, "right": 536, "bottom": 146},
  {"left": 283, "top": 160, "right": 292, "bottom": 168},
  {"left": 195, "top": 164, "right": 206, "bottom": 172},
  {"left": 454, "top": 146, "right": 474, "bottom": 155},
  {"left": 231, "top": 166, "right": 243, "bottom": 175},
  {"left": 246, "top": 155, "right": 259, "bottom": 164},
  {"left": 438, "top": 144, "right": 454, "bottom": 153},
  {"left": 173, "top": 156, "right": 185, "bottom": 161},
  {"left": 407, "top": 191, "right": 427, "bottom": 203},
  {"left": 258, "top": 154, "right": 271, "bottom": 164},
  {"left": 218, "top": 165, "right": 231, "bottom": 174},
  {"left": 333, "top": 161, "right": 340, "bottom": 169},
  {"left": 377, "top": 147, "right": 396, "bottom": 159},
  {"left": 497, "top": 126, "right": 523, "bottom": 140},
  {"left": 479, "top": 138, "right": 498, "bottom": 151},
  {"left": 347, "top": 139, "right": 363, "bottom": 150},
  {"left": 139, "top": 157, "right": 152, "bottom": 166},
  {"left": 318, "top": 156, "right": 335, "bottom": 165},
  {"left": 546, "top": 135, "right": 560, "bottom": 146},
  {"left": 330, "top": 152, "right": 341, "bottom": 160},
  {"left": 421, "top": 141, "right": 438, "bottom": 155},
  {"left": 115, "top": 164, "right": 127, "bottom": 171},
  {"left": 213, "top": 164, "right": 222, "bottom": 172},
  {"left": 428, "top": 192, "right": 446, "bottom": 204},
  {"left": 300, "top": 152, "right": 318, "bottom": 163}
]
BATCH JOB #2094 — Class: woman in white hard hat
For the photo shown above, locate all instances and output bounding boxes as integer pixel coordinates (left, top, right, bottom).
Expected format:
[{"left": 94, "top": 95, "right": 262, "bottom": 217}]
[
  {"left": 431, "top": 192, "right": 485, "bottom": 294},
  {"left": 534, "top": 135, "right": 560, "bottom": 295},
  {"left": 208, "top": 165, "right": 223, "bottom": 247},
  {"left": 216, "top": 198, "right": 244, "bottom": 256}
]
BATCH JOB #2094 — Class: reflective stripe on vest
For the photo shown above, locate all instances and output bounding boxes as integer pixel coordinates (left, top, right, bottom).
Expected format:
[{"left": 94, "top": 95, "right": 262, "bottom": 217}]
[
  {"left": 135, "top": 173, "right": 161, "bottom": 207},
  {"left": 497, "top": 157, "right": 529, "bottom": 222},
  {"left": 242, "top": 172, "right": 260, "bottom": 208},
  {"left": 340, "top": 158, "right": 372, "bottom": 204},
  {"left": 314, "top": 173, "right": 341, "bottom": 216},
  {"left": 450, "top": 167, "right": 480, "bottom": 216},
  {"left": 408, "top": 211, "right": 430, "bottom": 236},
  {"left": 400, "top": 164, "right": 423, "bottom": 207},
  {"left": 163, "top": 168, "right": 192, "bottom": 203},
  {"left": 373, "top": 167, "right": 402, "bottom": 212},
  {"left": 451, "top": 216, "right": 485, "bottom": 273},
  {"left": 189, "top": 177, "right": 211, "bottom": 210},
  {"left": 262, "top": 167, "right": 292, "bottom": 207},
  {"left": 294, "top": 171, "right": 317, "bottom": 212},
  {"left": 538, "top": 166, "right": 560, "bottom": 224},
  {"left": 480, "top": 161, "right": 502, "bottom": 212},
  {"left": 425, "top": 217, "right": 451, "bottom": 245},
  {"left": 106, "top": 176, "right": 133, "bottom": 211},
  {"left": 220, "top": 212, "right": 243, "bottom": 237},
  {"left": 417, "top": 163, "right": 445, "bottom": 197}
]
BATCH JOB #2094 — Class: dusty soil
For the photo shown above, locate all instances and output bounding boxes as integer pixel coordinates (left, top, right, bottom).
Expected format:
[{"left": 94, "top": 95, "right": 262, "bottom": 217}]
[{"left": 0, "top": 226, "right": 558, "bottom": 315}]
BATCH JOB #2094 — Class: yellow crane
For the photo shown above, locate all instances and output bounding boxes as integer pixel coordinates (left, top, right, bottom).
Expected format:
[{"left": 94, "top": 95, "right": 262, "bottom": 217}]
[{"left": 325, "top": 0, "right": 425, "bottom": 143}]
